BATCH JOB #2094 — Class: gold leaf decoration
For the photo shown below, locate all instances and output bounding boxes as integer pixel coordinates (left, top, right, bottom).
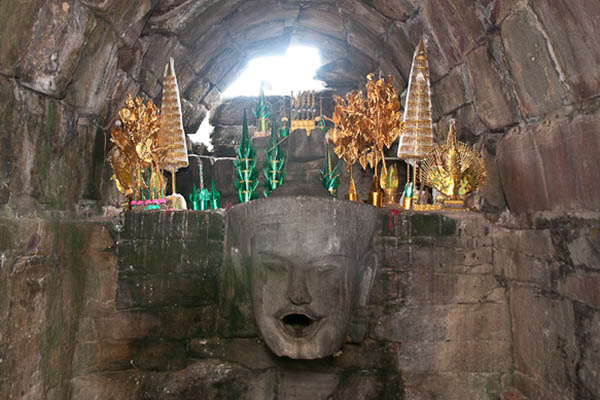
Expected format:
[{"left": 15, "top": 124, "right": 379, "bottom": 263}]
[
  {"left": 329, "top": 73, "right": 403, "bottom": 199},
  {"left": 106, "top": 94, "right": 169, "bottom": 203}
]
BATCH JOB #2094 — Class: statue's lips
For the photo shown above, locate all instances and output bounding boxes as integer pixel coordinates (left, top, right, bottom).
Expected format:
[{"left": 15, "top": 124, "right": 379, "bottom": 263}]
[{"left": 277, "top": 312, "right": 322, "bottom": 338}]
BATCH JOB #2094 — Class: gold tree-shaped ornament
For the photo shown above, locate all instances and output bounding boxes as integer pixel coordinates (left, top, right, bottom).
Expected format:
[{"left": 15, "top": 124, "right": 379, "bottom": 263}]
[
  {"left": 106, "top": 95, "right": 169, "bottom": 206},
  {"left": 358, "top": 74, "right": 403, "bottom": 177},
  {"left": 158, "top": 57, "right": 188, "bottom": 194},
  {"left": 329, "top": 92, "right": 367, "bottom": 200},
  {"left": 329, "top": 73, "right": 403, "bottom": 203},
  {"left": 420, "top": 119, "right": 486, "bottom": 205},
  {"left": 397, "top": 38, "right": 435, "bottom": 195}
]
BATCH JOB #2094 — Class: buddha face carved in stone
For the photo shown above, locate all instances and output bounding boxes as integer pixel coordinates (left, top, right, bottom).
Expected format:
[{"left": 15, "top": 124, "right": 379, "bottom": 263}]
[{"left": 229, "top": 197, "right": 378, "bottom": 359}]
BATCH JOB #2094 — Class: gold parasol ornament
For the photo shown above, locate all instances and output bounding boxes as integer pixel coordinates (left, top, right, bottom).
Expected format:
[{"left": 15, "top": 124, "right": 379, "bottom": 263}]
[
  {"left": 397, "top": 38, "right": 435, "bottom": 202},
  {"left": 158, "top": 57, "right": 188, "bottom": 194},
  {"left": 419, "top": 119, "right": 486, "bottom": 206}
]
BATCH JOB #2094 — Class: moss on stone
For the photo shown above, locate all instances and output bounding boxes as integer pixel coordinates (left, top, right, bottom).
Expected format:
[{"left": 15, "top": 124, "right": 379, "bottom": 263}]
[
  {"left": 225, "top": 304, "right": 246, "bottom": 334},
  {"left": 440, "top": 216, "right": 458, "bottom": 236},
  {"left": 41, "top": 265, "right": 66, "bottom": 396},
  {"left": 45, "top": 101, "right": 59, "bottom": 136},
  {"left": 378, "top": 343, "right": 404, "bottom": 400},
  {"left": 38, "top": 139, "right": 52, "bottom": 180},
  {"left": 65, "top": 224, "right": 87, "bottom": 307},
  {"left": 40, "top": 223, "right": 90, "bottom": 398},
  {"left": 412, "top": 236, "right": 438, "bottom": 248},
  {"left": 410, "top": 214, "right": 441, "bottom": 236},
  {"left": 207, "top": 212, "right": 226, "bottom": 241},
  {"left": 211, "top": 376, "right": 250, "bottom": 398},
  {"left": 0, "top": 79, "right": 14, "bottom": 182}
]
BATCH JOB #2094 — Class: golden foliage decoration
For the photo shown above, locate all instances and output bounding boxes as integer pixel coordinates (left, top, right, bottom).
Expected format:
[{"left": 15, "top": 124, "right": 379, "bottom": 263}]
[
  {"left": 329, "top": 91, "right": 364, "bottom": 197},
  {"left": 330, "top": 74, "right": 403, "bottom": 175},
  {"left": 419, "top": 120, "right": 486, "bottom": 199},
  {"left": 106, "top": 94, "right": 170, "bottom": 199},
  {"left": 329, "top": 73, "right": 403, "bottom": 197}
]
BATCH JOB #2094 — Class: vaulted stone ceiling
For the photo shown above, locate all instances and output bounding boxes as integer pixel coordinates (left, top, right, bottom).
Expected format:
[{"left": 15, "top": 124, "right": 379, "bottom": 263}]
[{"left": 0, "top": 0, "right": 599, "bottom": 214}]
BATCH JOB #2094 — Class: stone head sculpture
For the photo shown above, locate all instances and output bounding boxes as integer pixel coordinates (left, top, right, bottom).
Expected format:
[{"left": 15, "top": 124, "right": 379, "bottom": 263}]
[{"left": 228, "top": 196, "right": 378, "bottom": 359}]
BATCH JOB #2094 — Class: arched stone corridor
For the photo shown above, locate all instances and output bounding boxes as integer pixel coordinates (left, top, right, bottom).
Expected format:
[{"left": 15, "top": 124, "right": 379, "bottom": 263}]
[{"left": 0, "top": 1, "right": 599, "bottom": 399}]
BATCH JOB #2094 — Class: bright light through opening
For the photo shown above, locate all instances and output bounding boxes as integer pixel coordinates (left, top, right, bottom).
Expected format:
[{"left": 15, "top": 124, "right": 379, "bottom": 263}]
[
  {"left": 222, "top": 46, "right": 325, "bottom": 97},
  {"left": 191, "top": 46, "right": 325, "bottom": 148}
]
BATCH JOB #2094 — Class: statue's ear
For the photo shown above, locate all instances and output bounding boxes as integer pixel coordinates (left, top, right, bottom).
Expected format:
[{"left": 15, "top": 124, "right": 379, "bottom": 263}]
[
  {"left": 348, "top": 250, "right": 379, "bottom": 343},
  {"left": 357, "top": 250, "right": 378, "bottom": 307},
  {"left": 230, "top": 246, "right": 246, "bottom": 282}
]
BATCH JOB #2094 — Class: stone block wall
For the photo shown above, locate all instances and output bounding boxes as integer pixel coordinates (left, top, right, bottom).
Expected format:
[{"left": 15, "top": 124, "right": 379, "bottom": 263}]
[
  {"left": 374, "top": 212, "right": 513, "bottom": 399},
  {"left": 0, "top": 77, "right": 116, "bottom": 216},
  {"left": 0, "top": 217, "right": 117, "bottom": 399},
  {"left": 493, "top": 215, "right": 600, "bottom": 399},
  {"left": 92, "top": 210, "right": 515, "bottom": 399},
  {"left": 1, "top": 209, "right": 599, "bottom": 399}
]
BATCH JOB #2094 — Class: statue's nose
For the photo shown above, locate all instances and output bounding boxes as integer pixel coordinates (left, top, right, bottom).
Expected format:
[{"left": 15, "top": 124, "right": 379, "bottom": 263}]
[{"left": 288, "top": 269, "right": 311, "bottom": 305}]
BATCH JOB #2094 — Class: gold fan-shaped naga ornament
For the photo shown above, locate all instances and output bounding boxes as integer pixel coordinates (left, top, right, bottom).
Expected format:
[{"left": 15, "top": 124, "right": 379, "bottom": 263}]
[{"left": 419, "top": 119, "right": 486, "bottom": 202}]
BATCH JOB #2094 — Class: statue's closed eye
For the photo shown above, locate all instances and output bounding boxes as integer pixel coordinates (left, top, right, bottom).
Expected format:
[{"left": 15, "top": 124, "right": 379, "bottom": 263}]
[
  {"left": 314, "top": 264, "right": 338, "bottom": 274},
  {"left": 263, "top": 263, "right": 288, "bottom": 273}
]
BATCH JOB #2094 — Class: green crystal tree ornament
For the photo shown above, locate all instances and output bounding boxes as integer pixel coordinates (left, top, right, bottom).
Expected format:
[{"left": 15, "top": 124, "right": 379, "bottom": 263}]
[
  {"left": 318, "top": 115, "right": 339, "bottom": 197},
  {"left": 234, "top": 110, "right": 259, "bottom": 203},
  {"left": 253, "top": 82, "right": 271, "bottom": 134},
  {"left": 320, "top": 141, "right": 339, "bottom": 197},
  {"left": 209, "top": 180, "right": 220, "bottom": 209},
  {"left": 189, "top": 184, "right": 201, "bottom": 210},
  {"left": 279, "top": 118, "right": 290, "bottom": 138},
  {"left": 200, "top": 187, "right": 210, "bottom": 210},
  {"left": 264, "top": 117, "right": 286, "bottom": 197},
  {"left": 189, "top": 163, "right": 212, "bottom": 210},
  {"left": 188, "top": 184, "right": 212, "bottom": 210}
]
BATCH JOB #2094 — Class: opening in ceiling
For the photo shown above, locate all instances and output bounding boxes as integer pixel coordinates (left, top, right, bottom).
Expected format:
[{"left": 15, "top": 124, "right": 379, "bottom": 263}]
[
  {"left": 222, "top": 45, "right": 326, "bottom": 97},
  {"left": 190, "top": 45, "right": 326, "bottom": 148}
]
